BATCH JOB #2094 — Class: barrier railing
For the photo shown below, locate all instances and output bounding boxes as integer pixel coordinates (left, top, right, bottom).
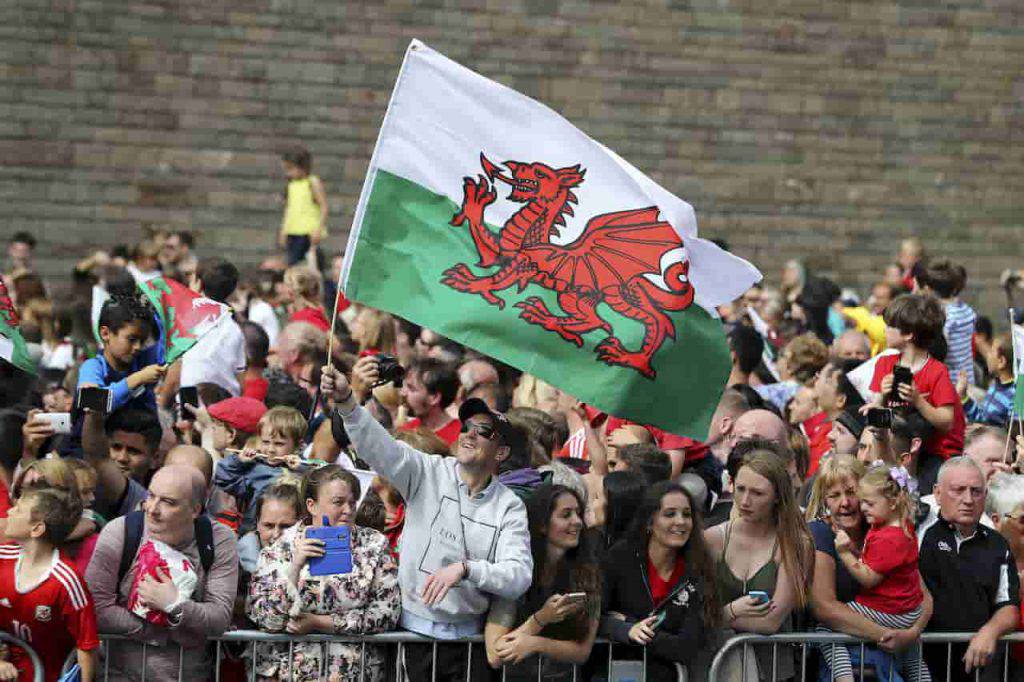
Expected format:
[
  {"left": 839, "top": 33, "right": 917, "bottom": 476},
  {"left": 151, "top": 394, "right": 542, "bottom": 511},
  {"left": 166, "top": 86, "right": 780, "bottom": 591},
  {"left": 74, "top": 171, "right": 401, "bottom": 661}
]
[
  {"left": 91, "top": 629, "right": 1024, "bottom": 682},
  {"left": 708, "top": 632, "right": 1024, "bottom": 682},
  {"left": 0, "top": 631, "right": 43, "bottom": 682}
]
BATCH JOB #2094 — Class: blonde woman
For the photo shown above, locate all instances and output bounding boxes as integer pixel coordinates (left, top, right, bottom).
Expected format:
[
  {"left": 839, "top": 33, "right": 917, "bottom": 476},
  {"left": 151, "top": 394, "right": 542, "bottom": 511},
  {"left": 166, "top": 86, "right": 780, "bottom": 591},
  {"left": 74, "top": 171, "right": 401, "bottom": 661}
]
[{"left": 283, "top": 265, "right": 329, "bottom": 332}]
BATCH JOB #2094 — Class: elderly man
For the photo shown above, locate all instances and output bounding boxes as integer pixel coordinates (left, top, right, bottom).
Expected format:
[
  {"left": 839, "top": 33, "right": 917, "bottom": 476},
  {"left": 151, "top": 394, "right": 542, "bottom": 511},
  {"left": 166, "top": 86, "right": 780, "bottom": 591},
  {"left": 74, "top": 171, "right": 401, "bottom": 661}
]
[
  {"left": 917, "top": 425, "right": 1008, "bottom": 540},
  {"left": 322, "top": 364, "right": 531, "bottom": 680},
  {"left": 832, "top": 329, "right": 871, "bottom": 362},
  {"left": 85, "top": 465, "right": 239, "bottom": 681},
  {"left": 920, "top": 457, "right": 1020, "bottom": 682},
  {"left": 274, "top": 321, "right": 327, "bottom": 396}
]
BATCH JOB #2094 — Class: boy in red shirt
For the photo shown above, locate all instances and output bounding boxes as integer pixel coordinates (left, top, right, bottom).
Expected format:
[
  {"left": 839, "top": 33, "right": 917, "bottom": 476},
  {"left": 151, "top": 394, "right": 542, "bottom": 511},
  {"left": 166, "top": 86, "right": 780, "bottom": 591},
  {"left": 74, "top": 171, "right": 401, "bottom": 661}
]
[
  {"left": 867, "top": 294, "right": 965, "bottom": 492},
  {"left": 0, "top": 487, "right": 98, "bottom": 682}
]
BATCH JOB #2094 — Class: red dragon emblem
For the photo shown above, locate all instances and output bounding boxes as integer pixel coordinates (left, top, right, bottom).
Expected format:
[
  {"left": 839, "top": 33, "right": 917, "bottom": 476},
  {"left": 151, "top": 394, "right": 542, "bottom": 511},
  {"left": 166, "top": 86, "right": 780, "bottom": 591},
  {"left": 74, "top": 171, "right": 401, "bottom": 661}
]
[{"left": 441, "top": 153, "right": 695, "bottom": 379}]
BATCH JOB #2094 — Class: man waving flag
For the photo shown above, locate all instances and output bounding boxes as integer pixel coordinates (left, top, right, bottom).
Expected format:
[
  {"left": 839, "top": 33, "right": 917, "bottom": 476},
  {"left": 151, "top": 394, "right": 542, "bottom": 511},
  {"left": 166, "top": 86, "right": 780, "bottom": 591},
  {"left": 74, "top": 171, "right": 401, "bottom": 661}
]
[{"left": 342, "top": 40, "right": 761, "bottom": 439}]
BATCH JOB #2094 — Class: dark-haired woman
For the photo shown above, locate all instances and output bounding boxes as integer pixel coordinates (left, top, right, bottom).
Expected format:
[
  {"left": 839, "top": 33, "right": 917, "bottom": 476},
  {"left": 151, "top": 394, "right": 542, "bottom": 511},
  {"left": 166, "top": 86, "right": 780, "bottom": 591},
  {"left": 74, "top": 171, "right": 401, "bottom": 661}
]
[
  {"left": 600, "top": 481, "right": 721, "bottom": 681},
  {"left": 484, "top": 484, "right": 601, "bottom": 680},
  {"left": 77, "top": 288, "right": 165, "bottom": 414},
  {"left": 247, "top": 465, "right": 400, "bottom": 681},
  {"left": 593, "top": 470, "right": 645, "bottom": 549}
]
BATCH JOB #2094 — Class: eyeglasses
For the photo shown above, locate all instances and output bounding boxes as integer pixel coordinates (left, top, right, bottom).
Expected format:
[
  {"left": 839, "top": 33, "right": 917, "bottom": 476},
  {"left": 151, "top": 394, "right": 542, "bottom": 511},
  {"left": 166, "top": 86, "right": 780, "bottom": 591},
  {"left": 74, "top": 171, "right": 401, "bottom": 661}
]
[{"left": 461, "top": 421, "right": 498, "bottom": 441}]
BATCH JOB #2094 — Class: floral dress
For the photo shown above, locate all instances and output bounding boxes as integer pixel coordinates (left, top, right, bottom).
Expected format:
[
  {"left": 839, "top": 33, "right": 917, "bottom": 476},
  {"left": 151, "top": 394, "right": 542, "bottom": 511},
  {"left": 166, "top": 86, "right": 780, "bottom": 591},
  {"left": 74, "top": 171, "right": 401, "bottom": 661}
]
[{"left": 246, "top": 523, "right": 401, "bottom": 681}]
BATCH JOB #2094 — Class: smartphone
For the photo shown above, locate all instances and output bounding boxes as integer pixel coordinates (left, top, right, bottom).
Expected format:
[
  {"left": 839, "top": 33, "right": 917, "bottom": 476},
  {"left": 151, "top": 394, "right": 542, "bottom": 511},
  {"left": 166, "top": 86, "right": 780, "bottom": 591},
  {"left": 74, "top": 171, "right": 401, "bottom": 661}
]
[
  {"left": 748, "top": 590, "right": 770, "bottom": 605},
  {"left": 178, "top": 386, "right": 199, "bottom": 407},
  {"left": 35, "top": 412, "right": 71, "bottom": 435},
  {"left": 76, "top": 386, "right": 111, "bottom": 414},
  {"left": 890, "top": 365, "right": 913, "bottom": 403},
  {"left": 866, "top": 408, "right": 893, "bottom": 429},
  {"left": 564, "top": 592, "right": 588, "bottom": 604}
]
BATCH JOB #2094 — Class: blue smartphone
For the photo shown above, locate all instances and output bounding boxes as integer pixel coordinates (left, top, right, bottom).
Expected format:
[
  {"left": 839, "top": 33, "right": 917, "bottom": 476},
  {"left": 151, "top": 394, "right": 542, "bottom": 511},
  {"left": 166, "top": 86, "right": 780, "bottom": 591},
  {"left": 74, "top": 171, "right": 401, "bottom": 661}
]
[
  {"left": 306, "top": 521, "right": 353, "bottom": 576},
  {"left": 748, "top": 590, "right": 770, "bottom": 604}
]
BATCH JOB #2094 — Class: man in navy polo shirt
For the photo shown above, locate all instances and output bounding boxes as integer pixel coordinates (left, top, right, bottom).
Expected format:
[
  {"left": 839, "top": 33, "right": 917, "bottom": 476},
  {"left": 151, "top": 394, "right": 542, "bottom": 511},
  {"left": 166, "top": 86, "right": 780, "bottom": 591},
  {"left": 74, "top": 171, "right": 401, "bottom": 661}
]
[{"left": 920, "top": 456, "right": 1020, "bottom": 682}]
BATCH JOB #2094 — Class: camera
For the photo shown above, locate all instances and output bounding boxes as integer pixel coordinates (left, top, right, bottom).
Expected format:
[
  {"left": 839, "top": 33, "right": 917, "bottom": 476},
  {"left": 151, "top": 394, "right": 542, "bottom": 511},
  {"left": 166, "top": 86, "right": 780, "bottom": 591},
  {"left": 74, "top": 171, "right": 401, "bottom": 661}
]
[
  {"left": 373, "top": 354, "right": 405, "bottom": 388},
  {"left": 866, "top": 408, "right": 893, "bottom": 430}
]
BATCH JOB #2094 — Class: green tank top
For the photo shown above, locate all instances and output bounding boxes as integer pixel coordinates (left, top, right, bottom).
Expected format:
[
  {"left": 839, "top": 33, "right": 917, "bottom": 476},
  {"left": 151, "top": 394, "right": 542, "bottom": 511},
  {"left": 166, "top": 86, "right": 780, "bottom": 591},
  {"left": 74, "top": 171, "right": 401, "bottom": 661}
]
[{"left": 714, "top": 522, "right": 780, "bottom": 603}]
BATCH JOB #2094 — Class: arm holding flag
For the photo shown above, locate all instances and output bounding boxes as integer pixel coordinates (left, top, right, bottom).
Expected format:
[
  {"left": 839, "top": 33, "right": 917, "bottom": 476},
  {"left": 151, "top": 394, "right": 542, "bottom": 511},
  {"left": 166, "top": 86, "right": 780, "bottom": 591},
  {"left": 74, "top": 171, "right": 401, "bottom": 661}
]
[{"left": 320, "top": 365, "right": 424, "bottom": 501}]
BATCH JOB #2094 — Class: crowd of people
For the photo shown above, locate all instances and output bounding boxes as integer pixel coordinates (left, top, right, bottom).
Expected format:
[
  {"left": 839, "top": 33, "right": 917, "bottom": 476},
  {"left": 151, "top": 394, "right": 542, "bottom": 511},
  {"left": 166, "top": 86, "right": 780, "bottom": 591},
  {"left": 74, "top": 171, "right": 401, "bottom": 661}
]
[{"left": 2, "top": 153, "right": 1024, "bottom": 682}]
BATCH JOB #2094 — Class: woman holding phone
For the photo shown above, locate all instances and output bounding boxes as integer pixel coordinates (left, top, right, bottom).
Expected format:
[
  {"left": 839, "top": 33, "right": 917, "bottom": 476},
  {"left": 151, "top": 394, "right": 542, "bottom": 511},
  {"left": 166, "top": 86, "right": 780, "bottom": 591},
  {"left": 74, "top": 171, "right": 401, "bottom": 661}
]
[
  {"left": 600, "top": 481, "right": 721, "bottom": 682},
  {"left": 485, "top": 483, "right": 602, "bottom": 681},
  {"left": 705, "top": 450, "right": 814, "bottom": 682},
  {"left": 247, "top": 465, "right": 400, "bottom": 681}
]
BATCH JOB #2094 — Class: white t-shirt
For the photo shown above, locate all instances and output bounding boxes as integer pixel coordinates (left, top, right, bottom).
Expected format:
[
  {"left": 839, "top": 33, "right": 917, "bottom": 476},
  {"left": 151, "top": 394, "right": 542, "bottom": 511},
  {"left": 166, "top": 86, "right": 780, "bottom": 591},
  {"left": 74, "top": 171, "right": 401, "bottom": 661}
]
[
  {"left": 246, "top": 298, "right": 280, "bottom": 349},
  {"left": 180, "top": 318, "right": 246, "bottom": 395}
]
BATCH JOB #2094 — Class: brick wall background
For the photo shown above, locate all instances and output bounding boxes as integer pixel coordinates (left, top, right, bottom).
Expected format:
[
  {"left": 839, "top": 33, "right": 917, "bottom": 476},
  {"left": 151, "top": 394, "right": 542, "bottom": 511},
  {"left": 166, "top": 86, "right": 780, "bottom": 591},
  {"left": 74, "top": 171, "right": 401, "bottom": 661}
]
[{"left": 3, "top": 0, "right": 1022, "bottom": 319}]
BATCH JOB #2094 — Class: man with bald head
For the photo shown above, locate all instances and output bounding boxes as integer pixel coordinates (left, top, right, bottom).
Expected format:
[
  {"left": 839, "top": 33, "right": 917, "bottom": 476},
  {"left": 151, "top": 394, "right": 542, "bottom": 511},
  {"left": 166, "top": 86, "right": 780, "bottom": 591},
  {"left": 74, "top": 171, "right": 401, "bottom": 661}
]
[
  {"left": 163, "top": 445, "right": 239, "bottom": 523},
  {"left": 728, "top": 409, "right": 789, "bottom": 449},
  {"left": 85, "top": 465, "right": 238, "bottom": 680},
  {"left": 163, "top": 445, "right": 213, "bottom": 487},
  {"left": 832, "top": 329, "right": 871, "bottom": 362},
  {"left": 448, "top": 358, "right": 501, "bottom": 419}
]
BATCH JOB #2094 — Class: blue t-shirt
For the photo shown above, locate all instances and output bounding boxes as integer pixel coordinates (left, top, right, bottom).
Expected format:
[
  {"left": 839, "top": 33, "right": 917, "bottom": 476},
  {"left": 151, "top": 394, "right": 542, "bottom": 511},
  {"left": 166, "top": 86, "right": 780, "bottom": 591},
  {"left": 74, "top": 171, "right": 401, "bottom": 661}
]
[{"left": 809, "top": 519, "right": 861, "bottom": 604}]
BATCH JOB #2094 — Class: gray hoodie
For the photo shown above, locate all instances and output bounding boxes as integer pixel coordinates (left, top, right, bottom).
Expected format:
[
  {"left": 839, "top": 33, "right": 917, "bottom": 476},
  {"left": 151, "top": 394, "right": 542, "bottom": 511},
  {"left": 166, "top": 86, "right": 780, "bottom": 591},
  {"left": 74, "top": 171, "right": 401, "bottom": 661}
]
[{"left": 341, "top": 404, "right": 533, "bottom": 628}]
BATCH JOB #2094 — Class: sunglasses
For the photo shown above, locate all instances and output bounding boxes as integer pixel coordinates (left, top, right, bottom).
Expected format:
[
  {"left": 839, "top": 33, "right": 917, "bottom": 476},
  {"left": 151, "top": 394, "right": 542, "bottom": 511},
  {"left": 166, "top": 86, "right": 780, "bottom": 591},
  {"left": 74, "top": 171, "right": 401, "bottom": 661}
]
[{"left": 460, "top": 421, "right": 498, "bottom": 441}]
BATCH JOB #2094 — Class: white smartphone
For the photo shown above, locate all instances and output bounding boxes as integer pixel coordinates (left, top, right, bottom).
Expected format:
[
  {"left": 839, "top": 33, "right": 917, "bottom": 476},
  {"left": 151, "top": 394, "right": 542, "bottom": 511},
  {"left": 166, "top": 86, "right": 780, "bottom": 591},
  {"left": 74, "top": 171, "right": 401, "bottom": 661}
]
[{"left": 36, "top": 412, "right": 72, "bottom": 435}]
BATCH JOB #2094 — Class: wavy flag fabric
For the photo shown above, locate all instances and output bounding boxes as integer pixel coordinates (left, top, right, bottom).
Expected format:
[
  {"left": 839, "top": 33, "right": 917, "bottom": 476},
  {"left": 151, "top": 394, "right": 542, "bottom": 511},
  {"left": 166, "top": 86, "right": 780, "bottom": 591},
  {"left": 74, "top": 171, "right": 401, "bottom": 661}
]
[
  {"left": 0, "top": 280, "right": 35, "bottom": 376},
  {"left": 340, "top": 40, "right": 761, "bottom": 438},
  {"left": 138, "top": 277, "right": 230, "bottom": 365}
]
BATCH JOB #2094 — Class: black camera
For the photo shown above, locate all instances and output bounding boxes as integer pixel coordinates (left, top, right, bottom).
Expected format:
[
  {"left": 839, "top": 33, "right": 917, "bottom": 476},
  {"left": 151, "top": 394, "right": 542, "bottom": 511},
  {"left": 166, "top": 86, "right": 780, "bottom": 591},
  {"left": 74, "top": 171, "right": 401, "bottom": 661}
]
[
  {"left": 373, "top": 354, "right": 405, "bottom": 388},
  {"left": 866, "top": 408, "right": 893, "bottom": 430}
]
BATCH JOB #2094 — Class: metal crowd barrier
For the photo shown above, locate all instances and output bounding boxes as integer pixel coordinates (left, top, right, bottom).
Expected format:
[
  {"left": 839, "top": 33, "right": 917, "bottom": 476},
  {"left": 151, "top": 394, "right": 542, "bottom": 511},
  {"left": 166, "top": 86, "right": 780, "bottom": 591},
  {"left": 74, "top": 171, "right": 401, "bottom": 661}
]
[
  {"left": 90, "top": 630, "right": 1024, "bottom": 682},
  {"left": 708, "top": 632, "right": 1024, "bottom": 682},
  {"left": 0, "top": 631, "right": 43, "bottom": 682}
]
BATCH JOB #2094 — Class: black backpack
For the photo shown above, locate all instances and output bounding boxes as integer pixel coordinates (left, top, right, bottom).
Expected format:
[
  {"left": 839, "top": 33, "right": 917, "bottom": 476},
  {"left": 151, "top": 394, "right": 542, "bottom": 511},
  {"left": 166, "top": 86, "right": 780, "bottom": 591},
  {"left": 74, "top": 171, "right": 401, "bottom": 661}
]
[{"left": 117, "top": 511, "right": 215, "bottom": 584}]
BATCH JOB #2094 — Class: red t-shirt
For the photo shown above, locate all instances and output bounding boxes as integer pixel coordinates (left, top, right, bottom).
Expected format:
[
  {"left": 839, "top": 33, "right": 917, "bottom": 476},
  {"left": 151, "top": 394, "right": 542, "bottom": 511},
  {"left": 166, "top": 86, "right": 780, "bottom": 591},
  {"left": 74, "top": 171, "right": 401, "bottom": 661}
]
[
  {"left": 289, "top": 306, "right": 331, "bottom": 333},
  {"left": 855, "top": 524, "right": 923, "bottom": 614},
  {"left": 557, "top": 415, "right": 710, "bottom": 464},
  {"left": 0, "top": 545, "right": 99, "bottom": 682},
  {"left": 400, "top": 417, "right": 462, "bottom": 447},
  {"left": 242, "top": 375, "right": 269, "bottom": 402},
  {"left": 804, "top": 412, "right": 831, "bottom": 477},
  {"left": 647, "top": 554, "right": 686, "bottom": 606},
  {"left": 869, "top": 355, "right": 965, "bottom": 459},
  {"left": 0, "top": 481, "right": 12, "bottom": 521}
]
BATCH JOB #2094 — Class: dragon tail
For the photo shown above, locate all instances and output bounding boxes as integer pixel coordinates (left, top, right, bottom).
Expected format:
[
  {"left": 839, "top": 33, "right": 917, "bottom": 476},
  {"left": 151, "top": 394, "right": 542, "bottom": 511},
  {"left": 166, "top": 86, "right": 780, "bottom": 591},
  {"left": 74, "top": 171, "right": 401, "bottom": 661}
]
[{"left": 642, "top": 260, "right": 695, "bottom": 312}]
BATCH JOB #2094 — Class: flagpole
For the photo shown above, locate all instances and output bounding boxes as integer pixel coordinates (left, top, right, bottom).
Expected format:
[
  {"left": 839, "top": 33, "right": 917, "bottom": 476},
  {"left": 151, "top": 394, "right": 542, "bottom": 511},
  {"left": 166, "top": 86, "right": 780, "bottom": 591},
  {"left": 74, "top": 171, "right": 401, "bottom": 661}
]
[{"left": 1005, "top": 279, "right": 1018, "bottom": 464}]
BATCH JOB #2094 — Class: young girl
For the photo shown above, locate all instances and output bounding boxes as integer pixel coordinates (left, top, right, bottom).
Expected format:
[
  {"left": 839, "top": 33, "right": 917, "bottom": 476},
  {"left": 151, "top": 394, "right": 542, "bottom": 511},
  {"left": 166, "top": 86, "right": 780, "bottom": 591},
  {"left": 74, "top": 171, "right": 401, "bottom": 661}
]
[
  {"left": 77, "top": 287, "right": 165, "bottom": 415},
  {"left": 832, "top": 465, "right": 931, "bottom": 682},
  {"left": 277, "top": 147, "right": 328, "bottom": 267}
]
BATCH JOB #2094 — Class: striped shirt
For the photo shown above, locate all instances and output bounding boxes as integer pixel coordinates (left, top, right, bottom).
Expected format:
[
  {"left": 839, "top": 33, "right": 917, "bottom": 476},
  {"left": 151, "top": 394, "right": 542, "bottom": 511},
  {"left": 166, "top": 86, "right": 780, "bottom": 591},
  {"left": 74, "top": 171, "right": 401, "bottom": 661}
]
[
  {"left": 944, "top": 299, "right": 976, "bottom": 385},
  {"left": 964, "top": 379, "right": 1016, "bottom": 427}
]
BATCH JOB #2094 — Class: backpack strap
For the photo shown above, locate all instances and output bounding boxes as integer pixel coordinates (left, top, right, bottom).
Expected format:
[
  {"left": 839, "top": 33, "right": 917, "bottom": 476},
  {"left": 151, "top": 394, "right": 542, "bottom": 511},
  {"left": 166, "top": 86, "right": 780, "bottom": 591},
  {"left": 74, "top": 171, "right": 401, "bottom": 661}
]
[
  {"left": 117, "top": 511, "right": 216, "bottom": 582},
  {"left": 194, "top": 515, "right": 215, "bottom": 575},
  {"left": 117, "top": 511, "right": 145, "bottom": 585}
]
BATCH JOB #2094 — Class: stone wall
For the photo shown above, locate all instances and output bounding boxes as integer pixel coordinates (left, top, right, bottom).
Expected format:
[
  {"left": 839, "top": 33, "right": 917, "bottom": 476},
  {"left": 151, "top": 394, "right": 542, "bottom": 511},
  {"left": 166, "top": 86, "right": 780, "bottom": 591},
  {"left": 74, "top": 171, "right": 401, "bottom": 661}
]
[{"left": 3, "top": 0, "right": 1022, "bottom": 318}]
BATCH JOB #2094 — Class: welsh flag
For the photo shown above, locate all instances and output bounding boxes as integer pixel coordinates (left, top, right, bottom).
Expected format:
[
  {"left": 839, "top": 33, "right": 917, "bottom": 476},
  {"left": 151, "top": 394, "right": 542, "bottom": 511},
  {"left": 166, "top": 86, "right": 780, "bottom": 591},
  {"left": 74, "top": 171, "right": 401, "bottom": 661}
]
[
  {"left": 341, "top": 41, "right": 761, "bottom": 438},
  {"left": 138, "top": 277, "right": 230, "bottom": 365},
  {"left": 0, "top": 280, "right": 35, "bottom": 375}
]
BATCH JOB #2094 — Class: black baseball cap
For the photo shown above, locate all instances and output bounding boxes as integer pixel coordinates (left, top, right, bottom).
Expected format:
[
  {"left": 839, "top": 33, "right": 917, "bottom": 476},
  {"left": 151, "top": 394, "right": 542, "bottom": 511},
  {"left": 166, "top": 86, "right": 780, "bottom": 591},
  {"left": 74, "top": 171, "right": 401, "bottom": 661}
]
[{"left": 458, "top": 398, "right": 516, "bottom": 444}]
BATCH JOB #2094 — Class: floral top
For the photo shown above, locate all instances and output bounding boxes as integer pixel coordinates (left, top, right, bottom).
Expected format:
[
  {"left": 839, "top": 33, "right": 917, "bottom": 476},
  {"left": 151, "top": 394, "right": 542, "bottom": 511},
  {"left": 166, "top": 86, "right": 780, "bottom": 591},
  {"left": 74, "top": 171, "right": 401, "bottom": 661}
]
[{"left": 246, "top": 523, "right": 400, "bottom": 681}]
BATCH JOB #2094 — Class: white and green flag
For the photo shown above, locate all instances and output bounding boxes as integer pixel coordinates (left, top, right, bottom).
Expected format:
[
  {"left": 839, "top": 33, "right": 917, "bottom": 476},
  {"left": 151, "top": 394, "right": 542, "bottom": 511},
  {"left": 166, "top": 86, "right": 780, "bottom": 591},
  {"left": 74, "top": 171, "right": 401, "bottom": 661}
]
[
  {"left": 342, "top": 40, "right": 761, "bottom": 438},
  {"left": 1012, "top": 322, "right": 1024, "bottom": 417}
]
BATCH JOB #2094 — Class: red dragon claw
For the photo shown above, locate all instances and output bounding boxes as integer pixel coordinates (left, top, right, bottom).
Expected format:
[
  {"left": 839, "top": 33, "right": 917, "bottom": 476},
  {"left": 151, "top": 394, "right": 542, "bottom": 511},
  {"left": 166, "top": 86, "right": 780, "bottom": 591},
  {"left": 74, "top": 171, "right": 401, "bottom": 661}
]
[{"left": 595, "top": 338, "right": 656, "bottom": 379}]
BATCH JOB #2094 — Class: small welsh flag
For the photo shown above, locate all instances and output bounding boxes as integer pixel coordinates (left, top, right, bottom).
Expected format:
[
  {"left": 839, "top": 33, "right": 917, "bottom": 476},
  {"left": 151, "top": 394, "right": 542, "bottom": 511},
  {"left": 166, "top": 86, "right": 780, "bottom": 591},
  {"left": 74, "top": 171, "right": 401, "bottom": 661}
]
[
  {"left": 138, "top": 277, "right": 230, "bottom": 365},
  {"left": 0, "top": 280, "right": 36, "bottom": 376}
]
